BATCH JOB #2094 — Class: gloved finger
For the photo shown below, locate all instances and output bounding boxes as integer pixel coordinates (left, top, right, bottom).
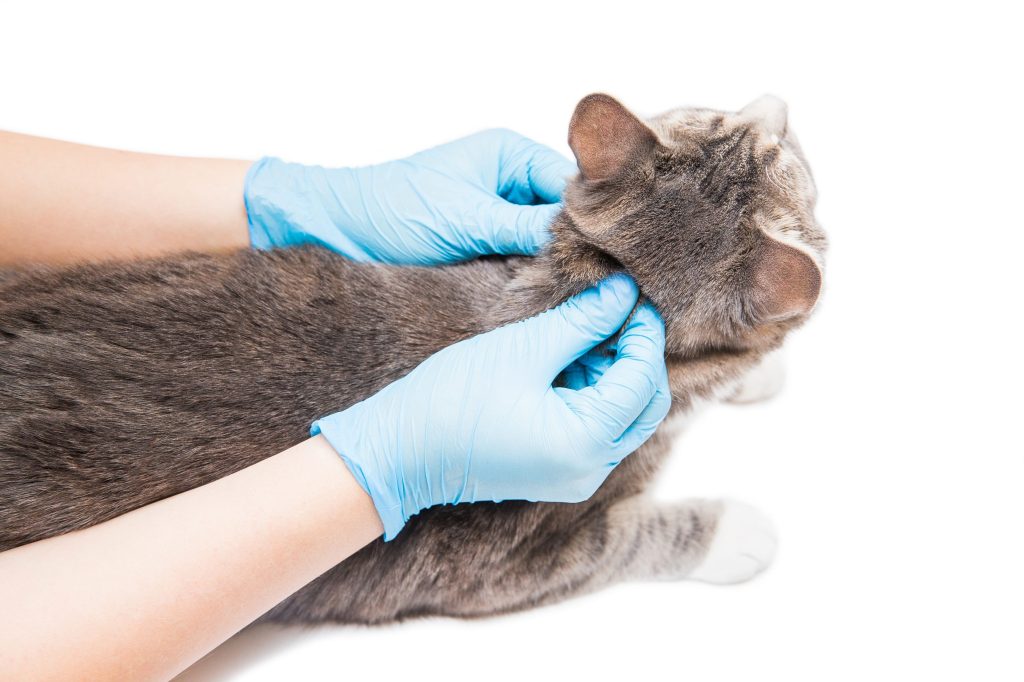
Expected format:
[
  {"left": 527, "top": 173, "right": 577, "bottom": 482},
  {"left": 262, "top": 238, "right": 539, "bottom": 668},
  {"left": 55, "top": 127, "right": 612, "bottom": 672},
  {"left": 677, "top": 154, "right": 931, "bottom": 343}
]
[
  {"left": 496, "top": 131, "right": 578, "bottom": 205},
  {"left": 525, "top": 149, "right": 578, "bottom": 204},
  {"left": 558, "top": 303, "right": 668, "bottom": 446},
  {"left": 609, "top": 309, "right": 672, "bottom": 455},
  {"left": 613, "top": 371, "right": 672, "bottom": 457},
  {"left": 529, "top": 274, "right": 639, "bottom": 378},
  {"left": 474, "top": 200, "right": 561, "bottom": 256}
]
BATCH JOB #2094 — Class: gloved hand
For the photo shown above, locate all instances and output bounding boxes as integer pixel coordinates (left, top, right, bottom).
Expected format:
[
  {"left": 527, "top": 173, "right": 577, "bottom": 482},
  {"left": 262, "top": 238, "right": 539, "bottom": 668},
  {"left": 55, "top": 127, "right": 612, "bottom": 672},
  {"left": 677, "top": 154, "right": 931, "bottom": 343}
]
[
  {"left": 244, "top": 129, "right": 577, "bottom": 264},
  {"left": 312, "top": 275, "right": 672, "bottom": 540}
]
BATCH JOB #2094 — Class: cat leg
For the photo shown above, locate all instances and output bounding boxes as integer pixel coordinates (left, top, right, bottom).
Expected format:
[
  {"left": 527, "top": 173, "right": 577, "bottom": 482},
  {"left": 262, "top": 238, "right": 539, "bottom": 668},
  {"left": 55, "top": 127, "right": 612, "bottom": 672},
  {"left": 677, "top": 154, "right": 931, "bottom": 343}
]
[
  {"left": 599, "top": 496, "right": 778, "bottom": 585},
  {"left": 491, "top": 497, "right": 778, "bottom": 613},
  {"left": 374, "top": 498, "right": 730, "bottom": 618},
  {"left": 727, "top": 348, "right": 786, "bottom": 404}
]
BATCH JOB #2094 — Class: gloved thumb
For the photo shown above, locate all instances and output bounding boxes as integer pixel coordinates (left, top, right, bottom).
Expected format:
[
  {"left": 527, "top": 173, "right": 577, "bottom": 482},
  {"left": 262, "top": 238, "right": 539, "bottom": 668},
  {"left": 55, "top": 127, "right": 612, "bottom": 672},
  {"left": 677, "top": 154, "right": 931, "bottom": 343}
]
[
  {"left": 477, "top": 200, "right": 562, "bottom": 256},
  {"left": 528, "top": 274, "right": 640, "bottom": 378}
]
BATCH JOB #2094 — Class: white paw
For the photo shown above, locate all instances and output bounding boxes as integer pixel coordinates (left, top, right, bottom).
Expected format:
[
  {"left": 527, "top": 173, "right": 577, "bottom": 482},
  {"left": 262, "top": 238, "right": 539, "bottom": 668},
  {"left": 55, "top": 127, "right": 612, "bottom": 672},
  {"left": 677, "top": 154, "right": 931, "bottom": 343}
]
[
  {"left": 728, "top": 349, "right": 786, "bottom": 404},
  {"left": 690, "top": 500, "right": 778, "bottom": 584}
]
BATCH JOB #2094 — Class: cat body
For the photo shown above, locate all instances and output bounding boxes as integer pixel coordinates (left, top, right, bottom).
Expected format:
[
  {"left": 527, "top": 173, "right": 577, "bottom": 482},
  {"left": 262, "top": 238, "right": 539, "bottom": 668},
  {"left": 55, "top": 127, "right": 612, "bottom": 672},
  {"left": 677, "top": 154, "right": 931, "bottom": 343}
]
[{"left": 0, "top": 94, "right": 825, "bottom": 623}]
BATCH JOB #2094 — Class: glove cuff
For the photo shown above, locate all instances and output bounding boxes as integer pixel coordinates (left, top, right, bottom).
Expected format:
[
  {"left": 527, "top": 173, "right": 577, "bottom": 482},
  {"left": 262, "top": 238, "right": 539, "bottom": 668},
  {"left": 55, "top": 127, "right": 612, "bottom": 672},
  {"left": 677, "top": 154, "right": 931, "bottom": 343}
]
[
  {"left": 244, "top": 157, "right": 373, "bottom": 260},
  {"left": 244, "top": 157, "right": 307, "bottom": 249},
  {"left": 311, "top": 412, "right": 407, "bottom": 541}
]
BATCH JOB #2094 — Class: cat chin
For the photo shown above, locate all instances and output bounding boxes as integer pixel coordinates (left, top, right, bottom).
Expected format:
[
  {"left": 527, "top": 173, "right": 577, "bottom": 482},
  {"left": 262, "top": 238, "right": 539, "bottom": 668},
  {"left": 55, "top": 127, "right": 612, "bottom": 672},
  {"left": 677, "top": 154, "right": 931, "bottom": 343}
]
[{"left": 689, "top": 500, "right": 778, "bottom": 584}]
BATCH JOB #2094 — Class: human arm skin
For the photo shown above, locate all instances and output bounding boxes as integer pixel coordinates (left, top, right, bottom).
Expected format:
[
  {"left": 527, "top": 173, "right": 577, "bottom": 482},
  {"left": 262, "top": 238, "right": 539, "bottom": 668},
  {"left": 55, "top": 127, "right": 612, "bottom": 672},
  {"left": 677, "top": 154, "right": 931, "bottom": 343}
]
[
  {"left": 0, "top": 130, "right": 251, "bottom": 265},
  {"left": 0, "top": 435, "right": 383, "bottom": 681}
]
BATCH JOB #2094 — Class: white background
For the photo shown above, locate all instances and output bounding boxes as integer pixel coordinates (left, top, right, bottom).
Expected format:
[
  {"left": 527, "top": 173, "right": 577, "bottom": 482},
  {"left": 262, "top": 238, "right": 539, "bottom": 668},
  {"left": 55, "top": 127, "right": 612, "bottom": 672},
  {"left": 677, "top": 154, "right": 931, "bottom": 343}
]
[{"left": 2, "top": 2, "right": 1022, "bottom": 680}]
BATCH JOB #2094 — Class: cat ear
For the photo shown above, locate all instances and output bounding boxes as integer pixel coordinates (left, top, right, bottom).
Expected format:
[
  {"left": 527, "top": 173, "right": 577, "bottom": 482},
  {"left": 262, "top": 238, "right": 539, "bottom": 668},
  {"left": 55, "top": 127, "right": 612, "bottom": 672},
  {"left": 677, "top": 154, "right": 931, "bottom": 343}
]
[
  {"left": 568, "top": 94, "right": 657, "bottom": 182},
  {"left": 748, "top": 236, "right": 821, "bottom": 322},
  {"left": 740, "top": 94, "right": 788, "bottom": 138}
]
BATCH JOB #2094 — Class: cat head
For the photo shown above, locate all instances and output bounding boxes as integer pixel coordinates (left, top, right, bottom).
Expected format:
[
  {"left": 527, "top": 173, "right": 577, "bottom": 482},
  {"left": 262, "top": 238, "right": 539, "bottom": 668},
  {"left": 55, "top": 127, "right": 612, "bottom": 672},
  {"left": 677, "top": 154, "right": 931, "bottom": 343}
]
[{"left": 554, "top": 93, "right": 826, "bottom": 361}]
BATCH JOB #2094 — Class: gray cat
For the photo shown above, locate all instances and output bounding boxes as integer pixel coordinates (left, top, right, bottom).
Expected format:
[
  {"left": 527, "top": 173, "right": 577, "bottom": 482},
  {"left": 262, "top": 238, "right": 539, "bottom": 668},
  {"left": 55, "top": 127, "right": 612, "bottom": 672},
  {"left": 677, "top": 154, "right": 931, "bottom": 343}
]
[{"left": 0, "top": 94, "right": 826, "bottom": 623}]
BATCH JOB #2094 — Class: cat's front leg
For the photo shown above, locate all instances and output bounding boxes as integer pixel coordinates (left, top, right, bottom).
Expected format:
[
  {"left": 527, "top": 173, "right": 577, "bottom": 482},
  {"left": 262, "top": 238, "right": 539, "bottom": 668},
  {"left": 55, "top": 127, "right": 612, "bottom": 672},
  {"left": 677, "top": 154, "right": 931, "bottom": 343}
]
[
  {"left": 602, "top": 496, "right": 778, "bottom": 585},
  {"left": 420, "top": 496, "right": 772, "bottom": 617}
]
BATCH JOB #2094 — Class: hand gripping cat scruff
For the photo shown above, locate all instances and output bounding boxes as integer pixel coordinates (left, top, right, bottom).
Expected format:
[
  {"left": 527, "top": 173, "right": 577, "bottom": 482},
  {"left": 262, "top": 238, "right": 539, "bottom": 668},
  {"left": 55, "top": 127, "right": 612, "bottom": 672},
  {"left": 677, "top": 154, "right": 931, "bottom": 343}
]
[{"left": 0, "top": 94, "right": 825, "bottom": 623}]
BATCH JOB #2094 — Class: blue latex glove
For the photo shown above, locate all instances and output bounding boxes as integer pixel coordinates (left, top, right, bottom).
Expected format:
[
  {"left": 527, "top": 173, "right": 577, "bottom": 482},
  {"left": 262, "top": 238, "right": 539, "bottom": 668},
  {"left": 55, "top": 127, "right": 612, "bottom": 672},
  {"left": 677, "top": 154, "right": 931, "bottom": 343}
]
[
  {"left": 244, "top": 129, "right": 577, "bottom": 264},
  {"left": 312, "top": 275, "right": 672, "bottom": 540}
]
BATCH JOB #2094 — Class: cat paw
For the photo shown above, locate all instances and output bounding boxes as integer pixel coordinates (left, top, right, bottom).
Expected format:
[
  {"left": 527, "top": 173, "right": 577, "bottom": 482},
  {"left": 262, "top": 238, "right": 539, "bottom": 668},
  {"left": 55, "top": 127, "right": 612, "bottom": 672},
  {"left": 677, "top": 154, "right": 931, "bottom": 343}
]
[
  {"left": 727, "top": 349, "right": 785, "bottom": 404},
  {"left": 689, "top": 500, "right": 777, "bottom": 584}
]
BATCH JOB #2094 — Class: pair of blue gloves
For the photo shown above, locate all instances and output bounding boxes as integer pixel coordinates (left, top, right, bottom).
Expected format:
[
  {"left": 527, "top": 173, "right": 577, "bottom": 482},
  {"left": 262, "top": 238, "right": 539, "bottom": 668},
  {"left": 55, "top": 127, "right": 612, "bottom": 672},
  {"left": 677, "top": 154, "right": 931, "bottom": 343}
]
[{"left": 245, "top": 130, "right": 671, "bottom": 540}]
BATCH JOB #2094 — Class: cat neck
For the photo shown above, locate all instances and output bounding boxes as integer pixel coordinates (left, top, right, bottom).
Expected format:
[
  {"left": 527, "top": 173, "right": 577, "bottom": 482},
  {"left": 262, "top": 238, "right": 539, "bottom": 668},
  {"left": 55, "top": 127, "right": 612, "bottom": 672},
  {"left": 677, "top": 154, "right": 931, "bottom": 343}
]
[{"left": 485, "top": 211, "right": 621, "bottom": 327}]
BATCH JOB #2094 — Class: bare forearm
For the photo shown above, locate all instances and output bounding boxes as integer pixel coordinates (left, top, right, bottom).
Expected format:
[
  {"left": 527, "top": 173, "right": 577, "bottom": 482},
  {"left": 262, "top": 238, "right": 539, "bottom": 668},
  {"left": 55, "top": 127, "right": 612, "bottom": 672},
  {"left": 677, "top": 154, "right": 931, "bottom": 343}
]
[
  {"left": 0, "top": 130, "right": 252, "bottom": 265},
  {"left": 0, "top": 436, "right": 382, "bottom": 681}
]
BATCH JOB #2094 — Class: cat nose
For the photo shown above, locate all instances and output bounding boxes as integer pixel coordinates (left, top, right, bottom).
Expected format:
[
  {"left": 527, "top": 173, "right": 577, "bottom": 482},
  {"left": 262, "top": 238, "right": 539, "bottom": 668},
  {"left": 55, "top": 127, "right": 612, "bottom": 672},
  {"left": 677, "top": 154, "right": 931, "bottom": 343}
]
[{"left": 739, "top": 94, "right": 788, "bottom": 139}]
